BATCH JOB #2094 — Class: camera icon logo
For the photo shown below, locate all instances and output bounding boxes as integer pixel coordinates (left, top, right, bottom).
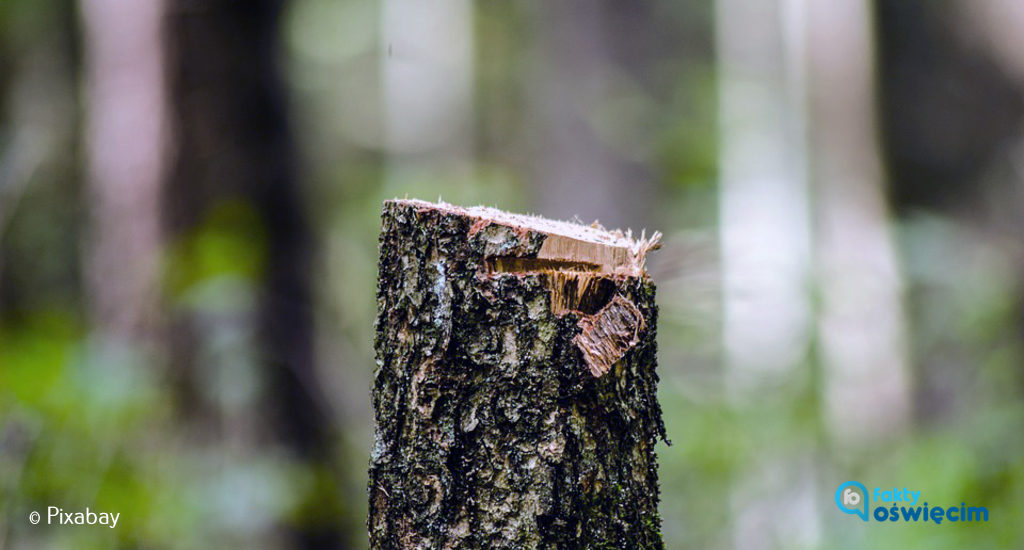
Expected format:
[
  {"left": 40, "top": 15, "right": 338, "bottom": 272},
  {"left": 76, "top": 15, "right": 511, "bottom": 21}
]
[{"left": 835, "top": 481, "right": 869, "bottom": 521}]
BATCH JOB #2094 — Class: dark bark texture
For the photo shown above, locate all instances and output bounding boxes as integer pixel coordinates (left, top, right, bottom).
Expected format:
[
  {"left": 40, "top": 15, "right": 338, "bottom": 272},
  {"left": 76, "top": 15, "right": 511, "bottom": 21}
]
[{"left": 369, "top": 200, "right": 665, "bottom": 549}]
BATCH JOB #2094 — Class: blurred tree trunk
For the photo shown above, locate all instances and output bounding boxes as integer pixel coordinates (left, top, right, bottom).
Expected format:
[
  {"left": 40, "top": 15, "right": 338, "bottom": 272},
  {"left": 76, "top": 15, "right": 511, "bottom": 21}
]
[
  {"left": 381, "top": 0, "right": 473, "bottom": 189},
  {"left": 80, "top": 0, "right": 167, "bottom": 344},
  {"left": 717, "top": 0, "right": 812, "bottom": 399},
  {"left": 163, "top": 1, "right": 349, "bottom": 547},
  {"left": 715, "top": 0, "right": 819, "bottom": 548},
  {"left": 0, "top": 0, "right": 81, "bottom": 321},
  {"left": 528, "top": 0, "right": 657, "bottom": 230},
  {"left": 879, "top": 0, "right": 1024, "bottom": 421},
  {"left": 805, "top": 0, "right": 909, "bottom": 450},
  {"left": 948, "top": 0, "right": 1024, "bottom": 407}
]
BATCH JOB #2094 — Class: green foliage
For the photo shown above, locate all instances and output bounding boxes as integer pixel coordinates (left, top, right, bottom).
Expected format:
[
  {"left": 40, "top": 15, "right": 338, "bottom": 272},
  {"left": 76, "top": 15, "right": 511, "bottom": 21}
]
[{"left": 164, "top": 200, "right": 268, "bottom": 301}]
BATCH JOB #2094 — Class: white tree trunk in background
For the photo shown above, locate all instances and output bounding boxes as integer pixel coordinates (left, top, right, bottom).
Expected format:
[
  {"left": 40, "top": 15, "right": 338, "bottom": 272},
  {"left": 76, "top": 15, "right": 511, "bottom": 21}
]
[
  {"left": 718, "top": 0, "right": 812, "bottom": 395},
  {"left": 806, "top": 0, "right": 910, "bottom": 450},
  {"left": 381, "top": 0, "right": 473, "bottom": 187},
  {"left": 717, "top": 0, "right": 819, "bottom": 547},
  {"left": 80, "top": 0, "right": 167, "bottom": 342}
]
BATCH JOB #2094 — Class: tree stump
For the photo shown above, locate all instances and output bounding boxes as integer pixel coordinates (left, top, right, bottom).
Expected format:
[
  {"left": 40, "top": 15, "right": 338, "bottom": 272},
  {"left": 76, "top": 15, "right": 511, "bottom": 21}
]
[{"left": 369, "top": 199, "right": 666, "bottom": 549}]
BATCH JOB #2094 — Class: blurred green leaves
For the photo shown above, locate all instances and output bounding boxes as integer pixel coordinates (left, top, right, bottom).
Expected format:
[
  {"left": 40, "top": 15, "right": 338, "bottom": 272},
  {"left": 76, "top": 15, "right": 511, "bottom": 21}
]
[{"left": 164, "top": 200, "right": 268, "bottom": 304}]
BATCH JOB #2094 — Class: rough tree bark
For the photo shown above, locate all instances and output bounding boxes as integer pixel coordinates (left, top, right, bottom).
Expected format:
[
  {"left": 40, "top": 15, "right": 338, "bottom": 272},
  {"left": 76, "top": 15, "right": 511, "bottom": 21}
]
[{"left": 369, "top": 199, "right": 666, "bottom": 549}]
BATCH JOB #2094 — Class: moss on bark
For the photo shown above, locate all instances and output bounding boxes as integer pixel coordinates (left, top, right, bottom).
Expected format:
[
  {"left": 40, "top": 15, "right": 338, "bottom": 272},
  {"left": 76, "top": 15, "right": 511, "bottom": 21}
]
[{"left": 369, "top": 200, "right": 665, "bottom": 549}]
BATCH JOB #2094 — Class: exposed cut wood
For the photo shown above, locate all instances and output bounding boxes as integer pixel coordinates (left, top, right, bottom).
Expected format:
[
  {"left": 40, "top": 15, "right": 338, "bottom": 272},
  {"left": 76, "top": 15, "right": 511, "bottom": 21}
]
[
  {"left": 487, "top": 257, "right": 601, "bottom": 274},
  {"left": 399, "top": 198, "right": 660, "bottom": 277},
  {"left": 574, "top": 294, "right": 645, "bottom": 377},
  {"left": 544, "top": 271, "right": 614, "bottom": 316}
]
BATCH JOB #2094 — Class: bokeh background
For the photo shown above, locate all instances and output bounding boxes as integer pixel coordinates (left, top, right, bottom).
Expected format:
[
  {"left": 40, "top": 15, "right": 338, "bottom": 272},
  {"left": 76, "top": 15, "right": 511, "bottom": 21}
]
[{"left": 2, "top": 0, "right": 1023, "bottom": 548}]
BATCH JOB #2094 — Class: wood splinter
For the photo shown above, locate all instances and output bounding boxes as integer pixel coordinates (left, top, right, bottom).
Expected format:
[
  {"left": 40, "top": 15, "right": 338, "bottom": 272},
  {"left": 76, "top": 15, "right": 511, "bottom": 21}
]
[{"left": 574, "top": 294, "right": 646, "bottom": 377}]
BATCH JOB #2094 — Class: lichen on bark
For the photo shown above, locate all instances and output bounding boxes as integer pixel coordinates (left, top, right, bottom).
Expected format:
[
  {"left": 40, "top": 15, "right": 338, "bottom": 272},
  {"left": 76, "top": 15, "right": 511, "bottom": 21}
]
[{"left": 369, "top": 199, "right": 666, "bottom": 549}]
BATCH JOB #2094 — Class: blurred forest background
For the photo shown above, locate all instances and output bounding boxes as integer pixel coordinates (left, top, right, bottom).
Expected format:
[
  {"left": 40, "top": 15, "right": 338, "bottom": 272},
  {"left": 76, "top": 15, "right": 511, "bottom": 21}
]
[{"left": 1, "top": 0, "right": 1023, "bottom": 548}]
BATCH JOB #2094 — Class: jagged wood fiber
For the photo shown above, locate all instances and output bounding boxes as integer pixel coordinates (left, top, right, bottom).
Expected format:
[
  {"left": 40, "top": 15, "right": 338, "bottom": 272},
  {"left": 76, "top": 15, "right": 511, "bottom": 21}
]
[{"left": 369, "top": 200, "right": 666, "bottom": 549}]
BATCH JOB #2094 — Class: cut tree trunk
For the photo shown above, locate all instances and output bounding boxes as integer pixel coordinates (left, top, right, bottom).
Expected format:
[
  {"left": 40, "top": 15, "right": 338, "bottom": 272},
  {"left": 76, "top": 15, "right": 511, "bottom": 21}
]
[{"left": 369, "top": 199, "right": 666, "bottom": 549}]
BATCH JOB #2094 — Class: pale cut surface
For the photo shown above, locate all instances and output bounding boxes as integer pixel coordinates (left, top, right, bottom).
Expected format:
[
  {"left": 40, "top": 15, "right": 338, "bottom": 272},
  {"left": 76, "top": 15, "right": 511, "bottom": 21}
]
[{"left": 394, "top": 198, "right": 660, "bottom": 276}]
